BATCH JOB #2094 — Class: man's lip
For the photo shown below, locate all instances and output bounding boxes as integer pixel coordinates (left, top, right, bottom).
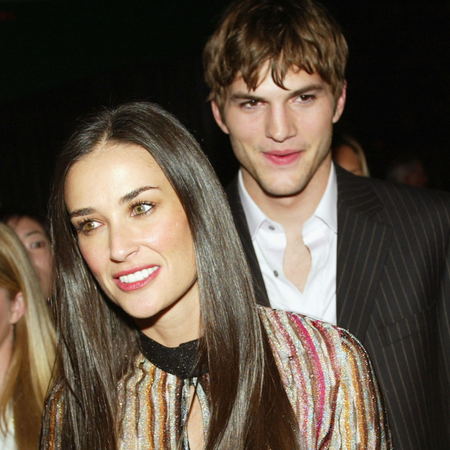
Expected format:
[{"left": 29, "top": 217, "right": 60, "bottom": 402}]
[
  {"left": 113, "top": 265, "right": 159, "bottom": 279},
  {"left": 262, "top": 150, "right": 302, "bottom": 165},
  {"left": 264, "top": 150, "right": 302, "bottom": 156}
]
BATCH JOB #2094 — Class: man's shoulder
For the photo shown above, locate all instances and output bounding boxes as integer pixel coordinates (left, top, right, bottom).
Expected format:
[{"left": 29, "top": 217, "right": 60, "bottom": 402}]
[{"left": 336, "top": 166, "right": 450, "bottom": 214}]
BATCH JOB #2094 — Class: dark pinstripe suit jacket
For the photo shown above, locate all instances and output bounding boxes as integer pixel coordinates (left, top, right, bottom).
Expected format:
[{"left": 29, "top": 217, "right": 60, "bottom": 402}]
[{"left": 227, "top": 165, "right": 450, "bottom": 449}]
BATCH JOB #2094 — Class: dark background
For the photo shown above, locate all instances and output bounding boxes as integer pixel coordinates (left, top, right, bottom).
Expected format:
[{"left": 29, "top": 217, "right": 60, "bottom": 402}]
[{"left": 1, "top": 0, "right": 449, "bottom": 214}]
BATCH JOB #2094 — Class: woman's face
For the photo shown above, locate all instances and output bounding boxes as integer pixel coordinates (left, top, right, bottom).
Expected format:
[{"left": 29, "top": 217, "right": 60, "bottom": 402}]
[
  {"left": 64, "top": 143, "right": 200, "bottom": 345},
  {"left": 7, "top": 217, "right": 53, "bottom": 299}
]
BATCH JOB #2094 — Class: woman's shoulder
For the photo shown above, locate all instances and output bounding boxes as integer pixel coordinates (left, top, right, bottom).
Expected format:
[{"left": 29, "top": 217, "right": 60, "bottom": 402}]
[
  {"left": 258, "top": 305, "right": 341, "bottom": 338},
  {"left": 257, "top": 306, "right": 370, "bottom": 364},
  {"left": 257, "top": 306, "right": 392, "bottom": 447}
]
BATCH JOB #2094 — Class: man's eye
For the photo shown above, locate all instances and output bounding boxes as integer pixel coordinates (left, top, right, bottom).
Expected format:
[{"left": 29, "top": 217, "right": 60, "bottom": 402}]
[
  {"left": 241, "top": 99, "right": 260, "bottom": 109},
  {"left": 297, "top": 94, "right": 314, "bottom": 103}
]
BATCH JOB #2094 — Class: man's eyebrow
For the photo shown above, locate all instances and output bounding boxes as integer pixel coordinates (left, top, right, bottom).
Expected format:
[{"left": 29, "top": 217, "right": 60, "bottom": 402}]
[
  {"left": 119, "top": 186, "right": 159, "bottom": 204},
  {"left": 229, "top": 83, "right": 325, "bottom": 102},
  {"left": 229, "top": 92, "right": 264, "bottom": 102},
  {"left": 289, "top": 84, "right": 325, "bottom": 97}
]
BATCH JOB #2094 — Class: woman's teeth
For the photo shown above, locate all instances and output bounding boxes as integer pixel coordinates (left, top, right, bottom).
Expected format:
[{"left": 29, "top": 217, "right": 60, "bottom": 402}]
[{"left": 119, "top": 266, "right": 159, "bottom": 284}]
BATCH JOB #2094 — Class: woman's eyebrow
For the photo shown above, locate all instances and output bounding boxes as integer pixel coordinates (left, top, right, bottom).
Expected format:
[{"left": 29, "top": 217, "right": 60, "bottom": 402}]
[
  {"left": 69, "top": 207, "right": 96, "bottom": 219},
  {"left": 119, "top": 186, "right": 159, "bottom": 204},
  {"left": 24, "top": 230, "right": 45, "bottom": 237},
  {"left": 69, "top": 186, "right": 160, "bottom": 218}
]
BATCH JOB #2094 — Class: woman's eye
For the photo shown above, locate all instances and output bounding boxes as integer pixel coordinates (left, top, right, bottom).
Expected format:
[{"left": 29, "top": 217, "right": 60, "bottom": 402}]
[
  {"left": 132, "top": 203, "right": 152, "bottom": 216},
  {"left": 30, "top": 241, "right": 44, "bottom": 249},
  {"left": 82, "top": 220, "right": 100, "bottom": 232},
  {"left": 73, "top": 219, "right": 102, "bottom": 235}
]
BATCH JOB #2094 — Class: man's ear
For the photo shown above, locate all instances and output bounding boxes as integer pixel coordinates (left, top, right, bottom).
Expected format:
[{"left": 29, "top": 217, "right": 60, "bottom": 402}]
[
  {"left": 10, "top": 292, "right": 25, "bottom": 325},
  {"left": 332, "top": 80, "right": 347, "bottom": 124},
  {"left": 211, "top": 100, "right": 230, "bottom": 135}
]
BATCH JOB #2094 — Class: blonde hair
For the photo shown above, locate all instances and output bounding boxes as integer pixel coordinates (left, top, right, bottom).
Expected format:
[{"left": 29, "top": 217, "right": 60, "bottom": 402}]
[{"left": 0, "top": 223, "right": 56, "bottom": 449}]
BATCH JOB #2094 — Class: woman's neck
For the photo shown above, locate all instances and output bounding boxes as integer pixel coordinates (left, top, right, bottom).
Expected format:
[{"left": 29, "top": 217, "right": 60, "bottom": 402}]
[{"left": 135, "top": 283, "right": 201, "bottom": 348}]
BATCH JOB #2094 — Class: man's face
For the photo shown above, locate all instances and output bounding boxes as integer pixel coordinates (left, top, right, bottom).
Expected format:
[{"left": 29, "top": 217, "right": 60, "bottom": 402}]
[{"left": 212, "top": 67, "right": 346, "bottom": 199}]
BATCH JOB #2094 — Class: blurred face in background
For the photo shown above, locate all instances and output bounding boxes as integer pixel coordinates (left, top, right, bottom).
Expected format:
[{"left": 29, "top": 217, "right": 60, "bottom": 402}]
[
  {"left": 333, "top": 144, "right": 364, "bottom": 176},
  {"left": 7, "top": 216, "right": 53, "bottom": 298}
]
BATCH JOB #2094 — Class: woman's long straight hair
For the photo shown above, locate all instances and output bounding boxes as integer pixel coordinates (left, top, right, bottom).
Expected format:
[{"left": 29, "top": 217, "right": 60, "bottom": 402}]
[
  {"left": 42, "top": 102, "right": 300, "bottom": 449},
  {"left": 0, "top": 223, "right": 56, "bottom": 450}
]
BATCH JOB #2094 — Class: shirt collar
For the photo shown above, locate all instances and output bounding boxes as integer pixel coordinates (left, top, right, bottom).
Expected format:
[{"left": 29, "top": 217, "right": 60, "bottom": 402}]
[
  {"left": 237, "top": 164, "right": 338, "bottom": 238},
  {"left": 313, "top": 164, "right": 338, "bottom": 233}
]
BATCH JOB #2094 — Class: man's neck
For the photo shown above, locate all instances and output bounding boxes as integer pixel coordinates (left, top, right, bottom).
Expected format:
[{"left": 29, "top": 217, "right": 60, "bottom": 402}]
[{"left": 243, "top": 159, "right": 332, "bottom": 230}]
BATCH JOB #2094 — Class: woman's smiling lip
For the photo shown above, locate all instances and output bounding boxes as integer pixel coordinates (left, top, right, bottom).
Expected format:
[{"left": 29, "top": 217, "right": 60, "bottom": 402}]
[
  {"left": 262, "top": 150, "right": 302, "bottom": 166},
  {"left": 113, "top": 265, "right": 161, "bottom": 292}
]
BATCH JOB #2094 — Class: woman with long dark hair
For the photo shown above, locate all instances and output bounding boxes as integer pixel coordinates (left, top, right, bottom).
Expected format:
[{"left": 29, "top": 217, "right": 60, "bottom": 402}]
[{"left": 41, "top": 102, "right": 391, "bottom": 449}]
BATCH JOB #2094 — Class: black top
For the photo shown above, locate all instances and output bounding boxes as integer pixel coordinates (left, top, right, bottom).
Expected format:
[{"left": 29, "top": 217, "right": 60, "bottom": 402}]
[{"left": 139, "top": 332, "right": 207, "bottom": 379}]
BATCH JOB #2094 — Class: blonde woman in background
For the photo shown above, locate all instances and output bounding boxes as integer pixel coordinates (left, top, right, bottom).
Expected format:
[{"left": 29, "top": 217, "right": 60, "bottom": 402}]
[
  {"left": 0, "top": 223, "right": 56, "bottom": 449},
  {"left": 332, "top": 133, "right": 370, "bottom": 177}
]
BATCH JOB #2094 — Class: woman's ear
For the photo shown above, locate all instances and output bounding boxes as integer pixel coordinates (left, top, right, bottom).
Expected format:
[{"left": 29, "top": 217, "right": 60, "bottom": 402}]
[{"left": 10, "top": 292, "right": 25, "bottom": 325}]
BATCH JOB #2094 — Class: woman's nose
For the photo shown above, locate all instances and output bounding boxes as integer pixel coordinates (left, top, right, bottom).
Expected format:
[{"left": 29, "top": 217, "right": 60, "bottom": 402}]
[{"left": 108, "top": 224, "right": 139, "bottom": 262}]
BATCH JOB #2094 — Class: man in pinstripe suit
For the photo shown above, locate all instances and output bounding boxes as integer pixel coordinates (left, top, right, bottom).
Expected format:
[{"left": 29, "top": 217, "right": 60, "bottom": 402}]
[{"left": 204, "top": 0, "right": 450, "bottom": 447}]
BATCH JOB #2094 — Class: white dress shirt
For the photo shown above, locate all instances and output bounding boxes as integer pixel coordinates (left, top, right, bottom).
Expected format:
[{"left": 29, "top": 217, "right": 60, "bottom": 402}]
[{"left": 238, "top": 165, "right": 338, "bottom": 324}]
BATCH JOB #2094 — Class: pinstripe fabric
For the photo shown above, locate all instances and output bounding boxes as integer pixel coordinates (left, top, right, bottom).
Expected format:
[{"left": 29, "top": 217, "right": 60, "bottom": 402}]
[{"left": 227, "top": 165, "right": 450, "bottom": 449}]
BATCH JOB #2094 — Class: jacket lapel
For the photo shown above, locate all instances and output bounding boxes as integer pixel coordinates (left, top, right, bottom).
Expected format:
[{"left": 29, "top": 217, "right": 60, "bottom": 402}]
[
  {"left": 336, "top": 166, "right": 393, "bottom": 341},
  {"left": 226, "top": 177, "right": 271, "bottom": 307}
]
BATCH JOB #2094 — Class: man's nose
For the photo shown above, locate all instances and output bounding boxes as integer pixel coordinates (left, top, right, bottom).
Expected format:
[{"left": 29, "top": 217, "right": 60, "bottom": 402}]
[{"left": 265, "top": 105, "right": 297, "bottom": 142}]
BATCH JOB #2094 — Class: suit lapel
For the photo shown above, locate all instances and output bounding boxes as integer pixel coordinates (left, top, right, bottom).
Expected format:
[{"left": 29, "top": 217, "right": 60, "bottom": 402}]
[
  {"left": 226, "top": 177, "right": 271, "bottom": 307},
  {"left": 336, "top": 166, "right": 393, "bottom": 341},
  {"left": 228, "top": 167, "right": 394, "bottom": 340}
]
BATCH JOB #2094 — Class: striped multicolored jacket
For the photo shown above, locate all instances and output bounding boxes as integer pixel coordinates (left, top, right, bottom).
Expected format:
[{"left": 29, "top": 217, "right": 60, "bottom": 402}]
[{"left": 44, "top": 307, "right": 392, "bottom": 449}]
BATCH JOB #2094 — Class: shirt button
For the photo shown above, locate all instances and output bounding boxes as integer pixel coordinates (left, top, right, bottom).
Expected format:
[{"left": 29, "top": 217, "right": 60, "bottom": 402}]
[
  {"left": 274, "top": 270, "right": 279, "bottom": 277},
  {"left": 268, "top": 225, "right": 275, "bottom": 231}
]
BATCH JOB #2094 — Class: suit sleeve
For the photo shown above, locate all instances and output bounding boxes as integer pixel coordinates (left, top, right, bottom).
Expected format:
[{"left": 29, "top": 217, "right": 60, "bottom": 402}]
[{"left": 437, "top": 231, "right": 450, "bottom": 442}]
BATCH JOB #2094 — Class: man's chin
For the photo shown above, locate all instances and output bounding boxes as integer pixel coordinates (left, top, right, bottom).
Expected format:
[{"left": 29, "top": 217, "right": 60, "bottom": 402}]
[{"left": 260, "top": 182, "right": 308, "bottom": 199}]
